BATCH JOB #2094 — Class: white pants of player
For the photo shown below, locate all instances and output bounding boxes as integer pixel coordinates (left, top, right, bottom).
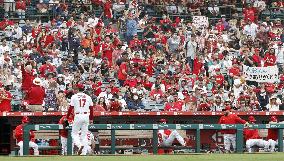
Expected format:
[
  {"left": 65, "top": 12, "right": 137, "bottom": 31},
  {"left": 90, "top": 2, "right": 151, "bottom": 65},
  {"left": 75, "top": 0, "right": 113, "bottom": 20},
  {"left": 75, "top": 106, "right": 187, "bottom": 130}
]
[
  {"left": 81, "top": 145, "right": 92, "bottom": 155},
  {"left": 223, "top": 134, "right": 236, "bottom": 152},
  {"left": 17, "top": 141, "right": 39, "bottom": 156},
  {"left": 268, "top": 139, "right": 284, "bottom": 152},
  {"left": 246, "top": 139, "right": 269, "bottom": 152},
  {"left": 61, "top": 136, "right": 67, "bottom": 155},
  {"left": 71, "top": 113, "right": 89, "bottom": 153},
  {"left": 160, "top": 130, "right": 186, "bottom": 147}
]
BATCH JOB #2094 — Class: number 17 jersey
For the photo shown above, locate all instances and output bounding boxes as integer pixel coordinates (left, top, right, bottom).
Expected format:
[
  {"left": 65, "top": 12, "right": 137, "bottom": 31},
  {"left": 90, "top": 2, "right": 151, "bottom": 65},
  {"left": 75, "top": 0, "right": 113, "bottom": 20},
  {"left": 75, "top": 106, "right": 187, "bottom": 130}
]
[{"left": 70, "top": 92, "right": 93, "bottom": 114}]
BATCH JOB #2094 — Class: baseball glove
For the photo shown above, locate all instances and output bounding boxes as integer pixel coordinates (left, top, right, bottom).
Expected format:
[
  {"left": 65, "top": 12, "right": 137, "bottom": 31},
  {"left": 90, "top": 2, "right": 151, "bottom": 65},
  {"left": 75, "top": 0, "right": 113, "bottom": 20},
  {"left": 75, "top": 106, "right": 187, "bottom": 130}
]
[{"left": 63, "top": 118, "right": 69, "bottom": 128}]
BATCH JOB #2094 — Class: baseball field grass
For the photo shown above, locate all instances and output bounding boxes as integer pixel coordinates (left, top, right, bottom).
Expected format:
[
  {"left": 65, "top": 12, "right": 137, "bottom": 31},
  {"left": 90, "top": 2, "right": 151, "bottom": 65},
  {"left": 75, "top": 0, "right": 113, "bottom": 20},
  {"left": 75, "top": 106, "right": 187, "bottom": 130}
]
[{"left": 1, "top": 153, "right": 284, "bottom": 161}]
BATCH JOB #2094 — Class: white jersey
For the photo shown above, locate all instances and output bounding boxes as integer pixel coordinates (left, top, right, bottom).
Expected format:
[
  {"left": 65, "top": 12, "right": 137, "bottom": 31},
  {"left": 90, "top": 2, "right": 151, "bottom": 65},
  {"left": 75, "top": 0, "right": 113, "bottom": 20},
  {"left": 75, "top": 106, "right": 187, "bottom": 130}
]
[
  {"left": 70, "top": 92, "right": 93, "bottom": 114},
  {"left": 80, "top": 131, "right": 94, "bottom": 146}
]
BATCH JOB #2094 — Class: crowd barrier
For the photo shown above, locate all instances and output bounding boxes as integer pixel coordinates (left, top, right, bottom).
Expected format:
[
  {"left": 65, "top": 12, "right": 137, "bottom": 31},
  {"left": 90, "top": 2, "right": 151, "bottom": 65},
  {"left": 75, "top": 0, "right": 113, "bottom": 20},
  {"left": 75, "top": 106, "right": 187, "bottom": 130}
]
[{"left": 23, "top": 124, "right": 284, "bottom": 155}]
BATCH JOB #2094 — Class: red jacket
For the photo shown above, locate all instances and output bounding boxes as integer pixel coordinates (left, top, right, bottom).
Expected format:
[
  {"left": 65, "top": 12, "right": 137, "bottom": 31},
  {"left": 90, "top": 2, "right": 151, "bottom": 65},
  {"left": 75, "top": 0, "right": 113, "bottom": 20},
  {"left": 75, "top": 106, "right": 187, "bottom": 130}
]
[
  {"left": 26, "top": 85, "right": 45, "bottom": 105},
  {"left": 59, "top": 116, "right": 68, "bottom": 138},
  {"left": 244, "top": 129, "right": 260, "bottom": 141},
  {"left": 218, "top": 114, "right": 246, "bottom": 134},
  {"left": 16, "top": 1, "right": 26, "bottom": 10},
  {"left": 21, "top": 65, "right": 35, "bottom": 92},
  {"left": 39, "top": 64, "right": 56, "bottom": 78},
  {"left": 14, "top": 124, "right": 35, "bottom": 143},
  {"left": 267, "top": 129, "right": 278, "bottom": 141}
]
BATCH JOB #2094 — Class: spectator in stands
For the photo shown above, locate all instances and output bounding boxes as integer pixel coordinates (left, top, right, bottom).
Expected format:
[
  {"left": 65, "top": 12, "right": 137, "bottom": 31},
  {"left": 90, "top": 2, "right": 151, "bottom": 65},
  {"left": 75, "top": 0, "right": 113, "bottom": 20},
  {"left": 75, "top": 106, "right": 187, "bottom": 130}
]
[
  {"left": 44, "top": 80, "right": 58, "bottom": 111},
  {"left": 4, "top": 0, "right": 15, "bottom": 12},
  {"left": 20, "top": 62, "right": 35, "bottom": 93},
  {"left": 0, "top": 82, "right": 12, "bottom": 112},
  {"left": 25, "top": 78, "right": 45, "bottom": 112},
  {"left": 125, "top": 11, "right": 139, "bottom": 43},
  {"left": 266, "top": 95, "right": 281, "bottom": 111},
  {"left": 15, "top": 0, "right": 26, "bottom": 19},
  {"left": 57, "top": 90, "right": 68, "bottom": 112},
  {"left": 96, "top": 97, "right": 108, "bottom": 111}
]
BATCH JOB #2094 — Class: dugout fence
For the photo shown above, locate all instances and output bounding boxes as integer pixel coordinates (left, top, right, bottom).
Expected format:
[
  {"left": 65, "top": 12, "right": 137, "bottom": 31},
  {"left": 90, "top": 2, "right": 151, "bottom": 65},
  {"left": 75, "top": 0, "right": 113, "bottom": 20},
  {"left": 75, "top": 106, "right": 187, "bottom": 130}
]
[{"left": 22, "top": 124, "right": 284, "bottom": 155}]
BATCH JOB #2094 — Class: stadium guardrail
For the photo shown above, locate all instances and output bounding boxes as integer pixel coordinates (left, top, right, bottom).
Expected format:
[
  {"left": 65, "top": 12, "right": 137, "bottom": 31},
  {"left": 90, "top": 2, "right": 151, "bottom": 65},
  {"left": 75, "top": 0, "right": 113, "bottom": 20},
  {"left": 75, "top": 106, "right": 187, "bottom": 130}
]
[{"left": 23, "top": 124, "right": 284, "bottom": 155}]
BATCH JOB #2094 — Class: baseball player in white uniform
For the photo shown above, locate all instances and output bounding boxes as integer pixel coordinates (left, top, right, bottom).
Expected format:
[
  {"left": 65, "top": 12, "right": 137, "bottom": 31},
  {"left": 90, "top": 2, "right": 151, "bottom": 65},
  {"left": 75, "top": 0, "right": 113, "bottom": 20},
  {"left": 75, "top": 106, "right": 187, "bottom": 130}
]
[
  {"left": 67, "top": 84, "right": 94, "bottom": 155},
  {"left": 244, "top": 116, "right": 270, "bottom": 152},
  {"left": 158, "top": 119, "right": 187, "bottom": 147},
  {"left": 80, "top": 130, "right": 95, "bottom": 155}
]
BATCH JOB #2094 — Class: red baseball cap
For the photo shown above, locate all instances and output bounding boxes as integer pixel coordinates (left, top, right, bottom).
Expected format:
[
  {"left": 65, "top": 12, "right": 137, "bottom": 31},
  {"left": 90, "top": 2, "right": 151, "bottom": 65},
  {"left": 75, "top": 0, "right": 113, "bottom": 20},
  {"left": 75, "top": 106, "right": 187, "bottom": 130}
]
[
  {"left": 270, "top": 116, "right": 278, "bottom": 122},
  {"left": 22, "top": 116, "right": 30, "bottom": 123},
  {"left": 76, "top": 83, "right": 84, "bottom": 89},
  {"left": 248, "top": 116, "right": 256, "bottom": 122},
  {"left": 159, "top": 119, "right": 167, "bottom": 123}
]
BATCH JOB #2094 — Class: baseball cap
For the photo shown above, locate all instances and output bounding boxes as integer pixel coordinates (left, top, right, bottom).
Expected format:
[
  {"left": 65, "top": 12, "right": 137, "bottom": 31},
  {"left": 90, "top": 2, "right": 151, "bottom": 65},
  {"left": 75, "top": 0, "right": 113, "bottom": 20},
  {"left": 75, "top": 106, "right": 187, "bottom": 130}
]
[
  {"left": 248, "top": 116, "right": 256, "bottom": 122},
  {"left": 159, "top": 119, "right": 167, "bottom": 123},
  {"left": 76, "top": 83, "right": 85, "bottom": 89},
  {"left": 22, "top": 116, "right": 30, "bottom": 123},
  {"left": 270, "top": 116, "right": 278, "bottom": 122}
]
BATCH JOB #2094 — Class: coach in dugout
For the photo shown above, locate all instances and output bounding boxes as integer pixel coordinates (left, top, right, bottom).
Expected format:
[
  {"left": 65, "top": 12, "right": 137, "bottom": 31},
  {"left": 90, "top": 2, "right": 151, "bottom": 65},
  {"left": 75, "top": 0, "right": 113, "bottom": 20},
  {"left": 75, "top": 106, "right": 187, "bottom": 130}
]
[
  {"left": 218, "top": 106, "right": 249, "bottom": 153},
  {"left": 14, "top": 116, "right": 39, "bottom": 156}
]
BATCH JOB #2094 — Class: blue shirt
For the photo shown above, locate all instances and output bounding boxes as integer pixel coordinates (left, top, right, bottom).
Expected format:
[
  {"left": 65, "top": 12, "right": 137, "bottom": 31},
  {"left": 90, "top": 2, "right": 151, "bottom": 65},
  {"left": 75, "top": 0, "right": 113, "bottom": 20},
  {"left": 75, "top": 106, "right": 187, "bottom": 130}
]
[{"left": 126, "top": 18, "right": 138, "bottom": 36}]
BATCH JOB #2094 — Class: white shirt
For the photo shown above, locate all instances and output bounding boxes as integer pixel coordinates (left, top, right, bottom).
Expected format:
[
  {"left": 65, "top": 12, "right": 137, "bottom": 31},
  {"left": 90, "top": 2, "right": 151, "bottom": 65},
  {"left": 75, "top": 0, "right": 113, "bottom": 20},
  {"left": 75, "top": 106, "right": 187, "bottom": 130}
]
[
  {"left": 70, "top": 92, "right": 93, "bottom": 113},
  {"left": 0, "top": 45, "right": 10, "bottom": 54},
  {"left": 13, "top": 27, "right": 23, "bottom": 39},
  {"left": 243, "top": 23, "right": 258, "bottom": 38},
  {"left": 275, "top": 46, "right": 284, "bottom": 64}
]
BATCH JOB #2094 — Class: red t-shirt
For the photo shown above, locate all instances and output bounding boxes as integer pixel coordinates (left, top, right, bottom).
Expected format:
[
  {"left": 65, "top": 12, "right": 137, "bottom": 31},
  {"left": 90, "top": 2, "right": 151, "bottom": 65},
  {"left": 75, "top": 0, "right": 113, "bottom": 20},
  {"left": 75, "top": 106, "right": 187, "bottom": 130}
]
[
  {"left": 244, "top": 129, "right": 260, "bottom": 141},
  {"left": 264, "top": 53, "right": 276, "bottom": 67},
  {"left": 16, "top": 1, "right": 26, "bottom": 10},
  {"left": 101, "top": 43, "right": 113, "bottom": 66},
  {"left": 26, "top": 86, "right": 45, "bottom": 105},
  {"left": 267, "top": 129, "right": 278, "bottom": 141},
  {"left": 124, "top": 79, "right": 138, "bottom": 88},
  {"left": 118, "top": 62, "right": 127, "bottom": 81},
  {"left": 229, "top": 66, "right": 240, "bottom": 76},
  {"left": 218, "top": 114, "right": 246, "bottom": 134},
  {"left": 59, "top": 116, "right": 68, "bottom": 138},
  {"left": 0, "top": 91, "right": 12, "bottom": 112},
  {"left": 215, "top": 74, "right": 224, "bottom": 85},
  {"left": 15, "top": 124, "right": 35, "bottom": 142}
]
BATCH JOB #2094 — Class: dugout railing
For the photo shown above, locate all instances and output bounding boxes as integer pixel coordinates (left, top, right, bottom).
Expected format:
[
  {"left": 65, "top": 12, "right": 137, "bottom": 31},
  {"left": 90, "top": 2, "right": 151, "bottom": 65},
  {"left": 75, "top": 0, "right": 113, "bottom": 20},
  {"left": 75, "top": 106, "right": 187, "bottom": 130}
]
[{"left": 22, "top": 124, "right": 284, "bottom": 155}]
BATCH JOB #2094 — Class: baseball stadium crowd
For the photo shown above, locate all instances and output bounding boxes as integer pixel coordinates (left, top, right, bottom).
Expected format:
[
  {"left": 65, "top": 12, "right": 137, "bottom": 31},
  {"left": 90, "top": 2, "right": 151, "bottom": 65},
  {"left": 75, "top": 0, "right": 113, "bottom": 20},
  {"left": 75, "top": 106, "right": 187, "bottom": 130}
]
[{"left": 0, "top": 0, "right": 283, "bottom": 113}]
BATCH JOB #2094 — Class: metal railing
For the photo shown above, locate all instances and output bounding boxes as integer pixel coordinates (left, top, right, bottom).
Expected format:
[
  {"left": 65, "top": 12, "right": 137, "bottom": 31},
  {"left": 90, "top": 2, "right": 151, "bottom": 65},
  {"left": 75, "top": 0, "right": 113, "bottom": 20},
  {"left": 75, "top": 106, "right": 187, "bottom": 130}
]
[{"left": 23, "top": 123, "right": 284, "bottom": 155}]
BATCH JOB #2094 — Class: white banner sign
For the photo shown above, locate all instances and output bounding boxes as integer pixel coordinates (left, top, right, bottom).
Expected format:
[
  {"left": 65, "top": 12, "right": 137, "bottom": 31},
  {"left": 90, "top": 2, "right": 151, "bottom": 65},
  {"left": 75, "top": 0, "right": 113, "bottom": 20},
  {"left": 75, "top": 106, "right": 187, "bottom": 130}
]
[
  {"left": 192, "top": 16, "right": 209, "bottom": 29},
  {"left": 243, "top": 65, "right": 279, "bottom": 83}
]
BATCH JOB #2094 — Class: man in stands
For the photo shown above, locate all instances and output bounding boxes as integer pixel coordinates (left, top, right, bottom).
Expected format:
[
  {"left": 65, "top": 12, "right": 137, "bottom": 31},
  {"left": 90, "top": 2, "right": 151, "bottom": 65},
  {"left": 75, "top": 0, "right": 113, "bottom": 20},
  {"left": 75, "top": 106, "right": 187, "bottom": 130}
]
[
  {"left": 218, "top": 106, "right": 248, "bottom": 153},
  {"left": 0, "top": 82, "right": 12, "bottom": 112},
  {"left": 25, "top": 78, "right": 45, "bottom": 112},
  {"left": 14, "top": 116, "right": 39, "bottom": 156}
]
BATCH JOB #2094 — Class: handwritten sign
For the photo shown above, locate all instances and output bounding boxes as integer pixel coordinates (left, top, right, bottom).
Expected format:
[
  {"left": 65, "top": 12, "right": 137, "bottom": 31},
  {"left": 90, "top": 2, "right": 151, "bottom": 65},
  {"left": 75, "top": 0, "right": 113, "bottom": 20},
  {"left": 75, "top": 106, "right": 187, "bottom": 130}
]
[
  {"left": 192, "top": 16, "right": 209, "bottom": 29},
  {"left": 243, "top": 65, "right": 279, "bottom": 83}
]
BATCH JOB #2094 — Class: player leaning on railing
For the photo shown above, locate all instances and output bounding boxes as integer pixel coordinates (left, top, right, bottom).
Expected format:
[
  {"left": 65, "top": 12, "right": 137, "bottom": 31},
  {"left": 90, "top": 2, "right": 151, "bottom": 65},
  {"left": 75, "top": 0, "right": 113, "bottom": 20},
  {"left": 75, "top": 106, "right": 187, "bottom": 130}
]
[{"left": 218, "top": 106, "right": 249, "bottom": 153}]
